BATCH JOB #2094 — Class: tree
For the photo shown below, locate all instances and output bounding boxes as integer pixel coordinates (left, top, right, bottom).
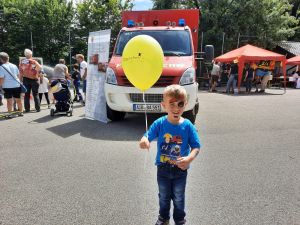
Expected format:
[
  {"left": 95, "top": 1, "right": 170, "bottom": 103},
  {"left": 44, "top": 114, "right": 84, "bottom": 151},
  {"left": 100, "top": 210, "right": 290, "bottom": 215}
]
[
  {"left": 151, "top": 0, "right": 298, "bottom": 55},
  {"left": 74, "top": 0, "right": 133, "bottom": 57},
  {"left": 0, "top": 0, "right": 74, "bottom": 65}
]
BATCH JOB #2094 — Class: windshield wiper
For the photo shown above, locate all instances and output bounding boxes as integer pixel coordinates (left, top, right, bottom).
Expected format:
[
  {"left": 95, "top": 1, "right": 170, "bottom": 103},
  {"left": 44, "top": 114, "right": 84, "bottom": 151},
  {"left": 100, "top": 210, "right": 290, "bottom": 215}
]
[{"left": 164, "top": 51, "right": 182, "bottom": 56}]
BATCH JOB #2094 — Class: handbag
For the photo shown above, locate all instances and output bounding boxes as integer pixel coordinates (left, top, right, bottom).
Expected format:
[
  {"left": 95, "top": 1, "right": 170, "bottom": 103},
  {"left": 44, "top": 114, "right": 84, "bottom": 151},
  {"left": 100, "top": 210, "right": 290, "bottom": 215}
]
[{"left": 0, "top": 64, "right": 27, "bottom": 93}]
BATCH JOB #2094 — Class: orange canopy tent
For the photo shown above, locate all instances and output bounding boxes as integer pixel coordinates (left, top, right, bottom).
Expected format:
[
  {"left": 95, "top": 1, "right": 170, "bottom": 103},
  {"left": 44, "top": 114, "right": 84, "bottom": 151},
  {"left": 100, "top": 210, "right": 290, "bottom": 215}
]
[
  {"left": 215, "top": 44, "right": 286, "bottom": 89},
  {"left": 286, "top": 56, "right": 300, "bottom": 65}
]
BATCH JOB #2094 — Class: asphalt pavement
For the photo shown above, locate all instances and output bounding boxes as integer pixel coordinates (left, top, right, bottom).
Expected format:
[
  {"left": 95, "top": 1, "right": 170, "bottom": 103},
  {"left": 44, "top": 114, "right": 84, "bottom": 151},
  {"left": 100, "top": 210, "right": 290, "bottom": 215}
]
[{"left": 0, "top": 88, "right": 299, "bottom": 225}]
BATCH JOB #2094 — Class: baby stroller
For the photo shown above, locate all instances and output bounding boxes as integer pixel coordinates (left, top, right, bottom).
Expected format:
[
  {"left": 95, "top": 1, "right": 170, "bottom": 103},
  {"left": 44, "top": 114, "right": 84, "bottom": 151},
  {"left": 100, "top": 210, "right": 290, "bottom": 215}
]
[{"left": 50, "top": 80, "right": 73, "bottom": 117}]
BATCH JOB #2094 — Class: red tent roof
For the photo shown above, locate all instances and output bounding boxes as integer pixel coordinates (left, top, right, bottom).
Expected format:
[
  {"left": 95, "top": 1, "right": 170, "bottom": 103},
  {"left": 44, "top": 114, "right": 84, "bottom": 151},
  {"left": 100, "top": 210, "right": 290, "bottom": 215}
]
[
  {"left": 286, "top": 56, "right": 300, "bottom": 65},
  {"left": 215, "top": 44, "right": 287, "bottom": 90},
  {"left": 215, "top": 44, "right": 286, "bottom": 62}
]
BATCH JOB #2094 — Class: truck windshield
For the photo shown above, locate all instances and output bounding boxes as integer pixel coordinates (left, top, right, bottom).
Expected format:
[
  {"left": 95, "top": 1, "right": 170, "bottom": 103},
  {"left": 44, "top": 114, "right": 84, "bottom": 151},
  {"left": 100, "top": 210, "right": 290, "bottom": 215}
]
[{"left": 115, "top": 30, "right": 192, "bottom": 56}]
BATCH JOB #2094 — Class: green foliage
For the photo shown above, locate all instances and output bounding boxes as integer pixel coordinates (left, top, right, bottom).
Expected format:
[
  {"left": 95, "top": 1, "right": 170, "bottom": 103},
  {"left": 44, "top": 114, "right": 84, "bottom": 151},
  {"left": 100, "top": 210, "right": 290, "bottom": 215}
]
[
  {"left": 0, "top": 0, "right": 132, "bottom": 66},
  {"left": 0, "top": 0, "right": 74, "bottom": 65},
  {"left": 152, "top": 0, "right": 299, "bottom": 55},
  {"left": 1, "top": 0, "right": 299, "bottom": 65},
  {"left": 74, "top": 0, "right": 133, "bottom": 57}
]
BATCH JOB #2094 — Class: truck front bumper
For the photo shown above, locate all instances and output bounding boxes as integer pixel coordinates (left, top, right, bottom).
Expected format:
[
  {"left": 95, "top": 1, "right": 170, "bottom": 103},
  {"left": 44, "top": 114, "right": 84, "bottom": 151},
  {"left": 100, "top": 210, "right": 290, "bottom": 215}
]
[{"left": 105, "top": 83, "right": 199, "bottom": 113}]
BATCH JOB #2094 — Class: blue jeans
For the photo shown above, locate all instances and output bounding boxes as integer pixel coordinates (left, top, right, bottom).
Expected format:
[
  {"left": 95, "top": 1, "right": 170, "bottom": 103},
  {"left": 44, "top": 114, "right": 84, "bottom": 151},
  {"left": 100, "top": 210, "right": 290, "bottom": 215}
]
[
  {"left": 157, "top": 165, "right": 187, "bottom": 223},
  {"left": 226, "top": 74, "right": 237, "bottom": 93},
  {"left": 83, "top": 80, "right": 87, "bottom": 93},
  {"left": 73, "top": 80, "right": 83, "bottom": 101},
  {"left": 245, "top": 78, "right": 253, "bottom": 92}
]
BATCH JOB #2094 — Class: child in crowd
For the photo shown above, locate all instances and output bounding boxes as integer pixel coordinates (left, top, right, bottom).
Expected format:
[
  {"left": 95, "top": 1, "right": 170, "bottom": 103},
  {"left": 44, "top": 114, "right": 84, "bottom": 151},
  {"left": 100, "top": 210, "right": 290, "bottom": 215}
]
[
  {"left": 38, "top": 74, "right": 50, "bottom": 108},
  {"left": 139, "top": 84, "right": 201, "bottom": 225},
  {"left": 71, "top": 64, "right": 83, "bottom": 102}
]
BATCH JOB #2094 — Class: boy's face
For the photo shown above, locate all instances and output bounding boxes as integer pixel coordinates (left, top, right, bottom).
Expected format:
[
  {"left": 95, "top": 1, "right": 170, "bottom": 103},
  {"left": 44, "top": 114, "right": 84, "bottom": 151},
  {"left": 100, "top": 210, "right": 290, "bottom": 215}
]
[{"left": 162, "top": 96, "right": 187, "bottom": 122}]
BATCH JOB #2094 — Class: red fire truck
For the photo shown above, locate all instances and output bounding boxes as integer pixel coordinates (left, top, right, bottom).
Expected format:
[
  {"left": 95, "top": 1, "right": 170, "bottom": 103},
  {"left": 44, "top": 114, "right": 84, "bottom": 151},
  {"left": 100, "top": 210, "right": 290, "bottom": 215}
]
[{"left": 105, "top": 9, "right": 212, "bottom": 123}]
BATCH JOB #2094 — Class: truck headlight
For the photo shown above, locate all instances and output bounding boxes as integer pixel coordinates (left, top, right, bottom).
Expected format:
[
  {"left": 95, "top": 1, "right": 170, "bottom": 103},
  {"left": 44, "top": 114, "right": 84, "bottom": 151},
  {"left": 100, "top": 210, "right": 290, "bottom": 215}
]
[
  {"left": 106, "top": 67, "right": 118, "bottom": 85},
  {"left": 179, "top": 68, "right": 195, "bottom": 85}
]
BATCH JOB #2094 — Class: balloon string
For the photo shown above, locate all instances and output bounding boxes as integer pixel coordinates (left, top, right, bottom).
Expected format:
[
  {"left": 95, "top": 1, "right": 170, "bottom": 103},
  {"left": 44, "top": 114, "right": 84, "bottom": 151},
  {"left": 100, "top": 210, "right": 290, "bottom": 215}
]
[
  {"left": 143, "top": 91, "right": 149, "bottom": 170},
  {"left": 143, "top": 92, "right": 148, "bottom": 134}
]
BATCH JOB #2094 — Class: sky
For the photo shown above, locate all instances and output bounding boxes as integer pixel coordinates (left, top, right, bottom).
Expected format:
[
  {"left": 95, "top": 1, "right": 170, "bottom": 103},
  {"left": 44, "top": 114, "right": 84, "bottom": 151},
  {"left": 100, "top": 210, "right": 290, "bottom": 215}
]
[{"left": 132, "top": 0, "right": 153, "bottom": 10}]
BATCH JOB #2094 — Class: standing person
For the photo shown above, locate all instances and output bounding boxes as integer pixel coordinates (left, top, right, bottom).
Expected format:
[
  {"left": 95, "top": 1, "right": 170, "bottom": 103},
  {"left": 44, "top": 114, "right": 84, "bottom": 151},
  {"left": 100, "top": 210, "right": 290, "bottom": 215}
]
[
  {"left": 210, "top": 60, "right": 221, "bottom": 92},
  {"left": 52, "top": 59, "right": 70, "bottom": 82},
  {"left": 76, "top": 54, "right": 87, "bottom": 105},
  {"left": 139, "top": 85, "right": 201, "bottom": 225},
  {"left": 19, "top": 49, "right": 41, "bottom": 112},
  {"left": 38, "top": 73, "right": 50, "bottom": 108},
  {"left": 226, "top": 59, "right": 238, "bottom": 94},
  {"left": 71, "top": 64, "right": 83, "bottom": 102},
  {"left": 260, "top": 71, "right": 271, "bottom": 93},
  {"left": 0, "top": 52, "right": 24, "bottom": 117},
  {"left": 244, "top": 63, "right": 255, "bottom": 93}
]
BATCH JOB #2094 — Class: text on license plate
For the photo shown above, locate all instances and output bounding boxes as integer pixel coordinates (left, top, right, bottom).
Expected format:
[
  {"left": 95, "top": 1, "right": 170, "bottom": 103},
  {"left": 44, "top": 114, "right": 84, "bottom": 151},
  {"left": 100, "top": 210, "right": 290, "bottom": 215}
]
[{"left": 133, "top": 104, "right": 161, "bottom": 112}]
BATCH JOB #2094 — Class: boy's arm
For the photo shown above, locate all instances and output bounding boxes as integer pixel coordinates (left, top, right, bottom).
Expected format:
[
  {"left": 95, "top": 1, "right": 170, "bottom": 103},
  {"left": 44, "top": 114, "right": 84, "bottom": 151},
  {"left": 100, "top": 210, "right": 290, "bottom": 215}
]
[
  {"left": 177, "top": 122, "right": 201, "bottom": 170},
  {"left": 176, "top": 148, "right": 200, "bottom": 170},
  {"left": 139, "top": 119, "right": 160, "bottom": 150}
]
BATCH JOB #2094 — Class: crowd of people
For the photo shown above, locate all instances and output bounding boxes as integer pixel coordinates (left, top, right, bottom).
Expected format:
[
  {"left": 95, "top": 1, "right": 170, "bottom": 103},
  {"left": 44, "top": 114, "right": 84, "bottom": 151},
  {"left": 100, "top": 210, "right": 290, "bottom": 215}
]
[
  {"left": 208, "top": 60, "right": 298, "bottom": 94},
  {"left": 0, "top": 49, "right": 88, "bottom": 118}
]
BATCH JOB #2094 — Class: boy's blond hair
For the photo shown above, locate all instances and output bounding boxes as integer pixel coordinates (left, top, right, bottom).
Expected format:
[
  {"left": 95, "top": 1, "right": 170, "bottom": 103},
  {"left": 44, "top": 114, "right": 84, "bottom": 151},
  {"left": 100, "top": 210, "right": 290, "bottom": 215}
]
[{"left": 163, "top": 85, "right": 187, "bottom": 101}]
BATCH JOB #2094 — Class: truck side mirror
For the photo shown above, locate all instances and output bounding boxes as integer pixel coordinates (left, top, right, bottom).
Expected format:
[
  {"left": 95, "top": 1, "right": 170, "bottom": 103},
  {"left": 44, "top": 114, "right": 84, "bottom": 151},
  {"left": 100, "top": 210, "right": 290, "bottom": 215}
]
[
  {"left": 194, "top": 45, "right": 214, "bottom": 62},
  {"left": 204, "top": 45, "right": 214, "bottom": 62}
]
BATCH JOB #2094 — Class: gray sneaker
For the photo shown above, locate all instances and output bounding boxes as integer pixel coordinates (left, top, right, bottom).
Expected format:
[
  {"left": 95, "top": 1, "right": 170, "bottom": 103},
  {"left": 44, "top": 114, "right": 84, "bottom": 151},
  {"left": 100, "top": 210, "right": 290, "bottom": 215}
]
[
  {"left": 155, "top": 216, "right": 169, "bottom": 225},
  {"left": 175, "top": 219, "right": 186, "bottom": 225}
]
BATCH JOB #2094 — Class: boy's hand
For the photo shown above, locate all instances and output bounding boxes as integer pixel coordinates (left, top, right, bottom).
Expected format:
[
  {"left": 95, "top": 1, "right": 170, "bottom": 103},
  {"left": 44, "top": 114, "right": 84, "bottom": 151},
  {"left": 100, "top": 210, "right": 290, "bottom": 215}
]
[
  {"left": 139, "top": 136, "right": 150, "bottom": 150},
  {"left": 176, "top": 156, "right": 193, "bottom": 170},
  {"left": 176, "top": 149, "right": 199, "bottom": 170}
]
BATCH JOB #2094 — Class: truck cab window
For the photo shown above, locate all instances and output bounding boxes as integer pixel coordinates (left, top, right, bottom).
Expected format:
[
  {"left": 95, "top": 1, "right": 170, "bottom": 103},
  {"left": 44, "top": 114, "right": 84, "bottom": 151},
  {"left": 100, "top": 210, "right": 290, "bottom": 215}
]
[{"left": 115, "top": 30, "right": 192, "bottom": 56}]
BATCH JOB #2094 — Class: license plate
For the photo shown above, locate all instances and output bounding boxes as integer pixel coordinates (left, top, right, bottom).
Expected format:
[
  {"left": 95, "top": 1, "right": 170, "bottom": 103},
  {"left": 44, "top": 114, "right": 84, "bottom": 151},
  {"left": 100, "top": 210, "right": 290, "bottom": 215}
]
[{"left": 133, "top": 104, "right": 161, "bottom": 112}]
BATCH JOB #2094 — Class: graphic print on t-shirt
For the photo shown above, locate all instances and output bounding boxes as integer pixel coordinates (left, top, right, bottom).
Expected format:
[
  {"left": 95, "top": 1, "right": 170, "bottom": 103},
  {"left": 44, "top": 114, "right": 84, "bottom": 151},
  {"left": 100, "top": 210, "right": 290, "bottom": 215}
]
[{"left": 160, "top": 133, "right": 183, "bottom": 165}]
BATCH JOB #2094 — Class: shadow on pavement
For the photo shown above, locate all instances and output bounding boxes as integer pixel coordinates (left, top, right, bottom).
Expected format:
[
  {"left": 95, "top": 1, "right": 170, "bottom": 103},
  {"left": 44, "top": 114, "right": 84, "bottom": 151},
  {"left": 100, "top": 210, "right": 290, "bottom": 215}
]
[
  {"left": 45, "top": 113, "right": 163, "bottom": 141},
  {"left": 206, "top": 89, "right": 287, "bottom": 96}
]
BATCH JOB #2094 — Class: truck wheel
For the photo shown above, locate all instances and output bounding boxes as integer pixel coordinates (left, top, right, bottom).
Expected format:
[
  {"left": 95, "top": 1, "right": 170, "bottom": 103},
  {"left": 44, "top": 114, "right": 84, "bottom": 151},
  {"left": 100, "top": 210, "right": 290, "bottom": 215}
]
[
  {"left": 183, "top": 103, "right": 198, "bottom": 124},
  {"left": 106, "top": 104, "right": 126, "bottom": 121}
]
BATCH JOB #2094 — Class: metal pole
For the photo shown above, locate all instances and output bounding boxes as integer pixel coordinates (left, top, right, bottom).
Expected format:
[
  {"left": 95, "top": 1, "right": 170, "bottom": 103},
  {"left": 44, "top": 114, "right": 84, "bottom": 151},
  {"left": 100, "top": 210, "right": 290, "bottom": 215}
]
[
  {"left": 30, "top": 26, "right": 33, "bottom": 54},
  {"left": 237, "top": 33, "right": 240, "bottom": 48},
  {"left": 199, "top": 32, "right": 204, "bottom": 79},
  {"left": 222, "top": 32, "right": 225, "bottom": 54},
  {"left": 69, "top": 27, "right": 72, "bottom": 71},
  {"left": 200, "top": 31, "right": 203, "bottom": 52}
]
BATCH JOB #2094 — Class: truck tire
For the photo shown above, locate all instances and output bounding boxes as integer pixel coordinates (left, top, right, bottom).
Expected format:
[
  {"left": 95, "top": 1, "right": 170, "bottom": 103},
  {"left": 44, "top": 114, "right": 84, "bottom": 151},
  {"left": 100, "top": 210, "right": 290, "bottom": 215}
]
[
  {"left": 106, "top": 104, "right": 126, "bottom": 121},
  {"left": 183, "top": 101, "right": 199, "bottom": 124}
]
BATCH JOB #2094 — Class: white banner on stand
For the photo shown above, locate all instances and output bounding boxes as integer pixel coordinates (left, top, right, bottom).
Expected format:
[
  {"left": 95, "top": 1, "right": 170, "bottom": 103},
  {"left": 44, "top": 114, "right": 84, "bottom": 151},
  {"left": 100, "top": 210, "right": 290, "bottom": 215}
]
[{"left": 85, "top": 29, "right": 111, "bottom": 122}]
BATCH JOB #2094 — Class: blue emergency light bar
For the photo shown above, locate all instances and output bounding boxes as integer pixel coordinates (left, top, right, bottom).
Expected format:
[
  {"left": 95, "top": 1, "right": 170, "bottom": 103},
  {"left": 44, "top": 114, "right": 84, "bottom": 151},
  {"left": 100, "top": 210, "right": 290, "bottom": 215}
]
[
  {"left": 127, "top": 20, "right": 135, "bottom": 27},
  {"left": 178, "top": 19, "right": 185, "bottom": 26}
]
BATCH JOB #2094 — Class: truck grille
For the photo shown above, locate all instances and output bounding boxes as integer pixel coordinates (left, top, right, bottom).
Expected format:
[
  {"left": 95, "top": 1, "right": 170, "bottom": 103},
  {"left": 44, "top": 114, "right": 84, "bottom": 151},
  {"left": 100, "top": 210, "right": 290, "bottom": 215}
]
[
  {"left": 120, "top": 76, "right": 177, "bottom": 87},
  {"left": 129, "top": 93, "right": 163, "bottom": 103}
]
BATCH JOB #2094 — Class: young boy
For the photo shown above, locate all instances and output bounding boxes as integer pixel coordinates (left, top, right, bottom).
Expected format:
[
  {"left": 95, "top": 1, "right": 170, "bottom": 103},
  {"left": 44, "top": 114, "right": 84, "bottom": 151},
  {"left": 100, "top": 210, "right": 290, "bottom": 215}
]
[
  {"left": 139, "top": 84, "right": 201, "bottom": 225},
  {"left": 71, "top": 64, "right": 83, "bottom": 102}
]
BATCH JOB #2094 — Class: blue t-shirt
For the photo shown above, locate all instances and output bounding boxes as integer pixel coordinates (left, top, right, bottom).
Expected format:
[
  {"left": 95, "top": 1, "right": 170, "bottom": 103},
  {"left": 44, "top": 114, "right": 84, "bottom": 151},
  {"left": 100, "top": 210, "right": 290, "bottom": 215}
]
[
  {"left": 145, "top": 116, "right": 201, "bottom": 166},
  {"left": 0, "top": 63, "right": 20, "bottom": 88}
]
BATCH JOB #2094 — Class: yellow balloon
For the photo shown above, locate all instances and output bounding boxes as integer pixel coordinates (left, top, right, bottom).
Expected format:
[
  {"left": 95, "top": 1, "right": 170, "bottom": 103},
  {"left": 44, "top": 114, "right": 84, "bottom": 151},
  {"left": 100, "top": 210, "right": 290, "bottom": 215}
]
[{"left": 122, "top": 35, "right": 164, "bottom": 92}]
